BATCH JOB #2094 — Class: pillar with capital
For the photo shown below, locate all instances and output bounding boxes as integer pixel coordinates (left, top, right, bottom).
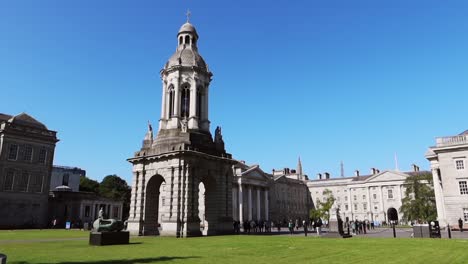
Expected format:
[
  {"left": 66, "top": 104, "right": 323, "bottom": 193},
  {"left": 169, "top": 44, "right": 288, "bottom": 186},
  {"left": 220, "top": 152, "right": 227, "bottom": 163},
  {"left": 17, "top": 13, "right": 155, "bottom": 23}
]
[
  {"left": 264, "top": 189, "right": 269, "bottom": 221},
  {"left": 248, "top": 186, "right": 252, "bottom": 221},
  {"left": 257, "top": 188, "right": 261, "bottom": 221}
]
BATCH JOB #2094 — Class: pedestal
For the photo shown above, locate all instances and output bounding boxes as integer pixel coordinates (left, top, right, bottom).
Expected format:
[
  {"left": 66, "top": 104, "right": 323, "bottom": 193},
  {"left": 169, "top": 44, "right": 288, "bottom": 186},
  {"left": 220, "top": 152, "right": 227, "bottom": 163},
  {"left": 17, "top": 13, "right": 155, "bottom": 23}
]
[{"left": 89, "top": 231, "right": 130, "bottom": 246}]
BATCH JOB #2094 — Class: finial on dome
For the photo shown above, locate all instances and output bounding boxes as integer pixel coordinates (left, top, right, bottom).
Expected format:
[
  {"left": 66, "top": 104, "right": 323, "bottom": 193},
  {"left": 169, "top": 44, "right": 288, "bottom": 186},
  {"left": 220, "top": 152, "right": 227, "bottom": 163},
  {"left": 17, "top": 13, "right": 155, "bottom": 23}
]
[{"left": 186, "top": 9, "right": 191, "bottom": 23}]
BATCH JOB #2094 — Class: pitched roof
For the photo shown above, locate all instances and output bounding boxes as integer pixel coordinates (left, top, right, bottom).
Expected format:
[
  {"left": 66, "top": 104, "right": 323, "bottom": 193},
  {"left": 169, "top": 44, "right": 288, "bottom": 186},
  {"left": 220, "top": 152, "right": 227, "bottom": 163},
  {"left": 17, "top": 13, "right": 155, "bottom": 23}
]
[
  {"left": 0, "top": 112, "right": 48, "bottom": 129},
  {"left": 459, "top": 130, "right": 468, "bottom": 135}
]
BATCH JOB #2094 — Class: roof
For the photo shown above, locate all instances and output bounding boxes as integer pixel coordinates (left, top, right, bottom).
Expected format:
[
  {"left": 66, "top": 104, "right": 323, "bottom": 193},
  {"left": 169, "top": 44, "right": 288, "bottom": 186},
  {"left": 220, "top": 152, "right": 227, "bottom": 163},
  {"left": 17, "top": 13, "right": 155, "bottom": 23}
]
[
  {"left": 165, "top": 47, "right": 208, "bottom": 70},
  {"left": 459, "top": 130, "right": 468, "bottom": 135},
  {"left": 178, "top": 22, "right": 198, "bottom": 37},
  {"left": 0, "top": 112, "right": 48, "bottom": 129}
]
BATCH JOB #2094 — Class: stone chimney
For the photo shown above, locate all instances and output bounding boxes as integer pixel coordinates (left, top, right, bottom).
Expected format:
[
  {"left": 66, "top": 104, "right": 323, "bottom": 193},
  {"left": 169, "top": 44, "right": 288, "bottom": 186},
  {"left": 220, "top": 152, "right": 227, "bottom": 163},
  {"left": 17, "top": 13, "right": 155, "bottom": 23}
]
[
  {"left": 371, "top": 168, "right": 378, "bottom": 175},
  {"left": 324, "top": 172, "right": 330, "bottom": 179},
  {"left": 412, "top": 164, "right": 420, "bottom": 172},
  {"left": 317, "top": 173, "right": 322, "bottom": 180},
  {"left": 355, "top": 170, "right": 360, "bottom": 177}
]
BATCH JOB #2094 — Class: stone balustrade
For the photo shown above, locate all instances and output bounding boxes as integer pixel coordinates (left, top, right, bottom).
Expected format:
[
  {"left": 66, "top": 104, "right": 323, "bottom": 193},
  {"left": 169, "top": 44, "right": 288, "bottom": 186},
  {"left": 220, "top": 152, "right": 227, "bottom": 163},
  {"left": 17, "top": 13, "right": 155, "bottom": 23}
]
[{"left": 436, "top": 135, "right": 468, "bottom": 147}]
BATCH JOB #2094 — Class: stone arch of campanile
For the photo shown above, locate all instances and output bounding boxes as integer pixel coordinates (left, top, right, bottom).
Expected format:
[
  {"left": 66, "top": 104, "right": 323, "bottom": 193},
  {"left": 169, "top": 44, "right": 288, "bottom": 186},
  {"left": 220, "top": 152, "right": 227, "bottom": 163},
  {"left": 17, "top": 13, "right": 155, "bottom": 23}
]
[{"left": 143, "top": 174, "right": 165, "bottom": 235}]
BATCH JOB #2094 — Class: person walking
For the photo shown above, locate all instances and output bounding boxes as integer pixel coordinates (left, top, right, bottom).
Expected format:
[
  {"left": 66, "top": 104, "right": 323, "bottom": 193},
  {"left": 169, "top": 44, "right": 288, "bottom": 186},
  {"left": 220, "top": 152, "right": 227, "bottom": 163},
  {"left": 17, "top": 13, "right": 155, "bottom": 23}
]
[
  {"left": 303, "top": 220, "right": 308, "bottom": 237},
  {"left": 288, "top": 220, "right": 294, "bottom": 235},
  {"left": 316, "top": 218, "right": 322, "bottom": 236},
  {"left": 459, "top": 218, "right": 464, "bottom": 232}
]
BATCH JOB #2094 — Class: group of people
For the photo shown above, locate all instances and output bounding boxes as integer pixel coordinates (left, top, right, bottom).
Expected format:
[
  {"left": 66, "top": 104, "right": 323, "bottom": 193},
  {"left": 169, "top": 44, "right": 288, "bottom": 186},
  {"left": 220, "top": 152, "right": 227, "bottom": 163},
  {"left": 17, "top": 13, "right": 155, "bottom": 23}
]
[
  {"left": 347, "top": 219, "right": 374, "bottom": 235},
  {"left": 233, "top": 220, "right": 272, "bottom": 234}
]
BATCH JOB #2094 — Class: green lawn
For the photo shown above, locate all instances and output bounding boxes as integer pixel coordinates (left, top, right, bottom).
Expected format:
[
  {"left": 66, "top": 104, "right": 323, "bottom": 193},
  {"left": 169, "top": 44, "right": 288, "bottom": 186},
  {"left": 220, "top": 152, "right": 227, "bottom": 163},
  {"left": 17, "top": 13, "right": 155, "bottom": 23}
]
[{"left": 1, "top": 230, "right": 467, "bottom": 264}]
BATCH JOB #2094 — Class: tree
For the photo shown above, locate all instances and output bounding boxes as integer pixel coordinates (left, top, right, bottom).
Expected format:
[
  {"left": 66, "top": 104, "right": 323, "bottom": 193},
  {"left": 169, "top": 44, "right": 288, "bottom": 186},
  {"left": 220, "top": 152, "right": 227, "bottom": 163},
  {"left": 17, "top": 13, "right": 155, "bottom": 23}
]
[
  {"left": 400, "top": 172, "right": 437, "bottom": 223},
  {"left": 310, "top": 189, "right": 335, "bottom": 222},
  {"left": 79, "top": 176, "right": 99, "bottom": 193},
  {"left": 99, "top": 175, "right": 131, "bottom": 220}
]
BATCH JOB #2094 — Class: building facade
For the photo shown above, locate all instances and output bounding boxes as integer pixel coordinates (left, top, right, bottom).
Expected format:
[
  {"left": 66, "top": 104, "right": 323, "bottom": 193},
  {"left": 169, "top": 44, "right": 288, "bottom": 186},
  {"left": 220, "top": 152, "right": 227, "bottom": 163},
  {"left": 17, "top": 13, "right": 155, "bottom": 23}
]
[
  {"left": 50, "top": 165, "right": 85, "bottom": 192},
  {"left": 127, "top": 20, "right": 235, "bottom": 237},
  {"left": 307, "top": 167, "right": 428, "bottom": 224},
  {"left": 426, "top": 130, "right": 468, "bottom": 227},
  {"left": 0, "top": 113, "right": 58, "bottom": 228},
  {"left": 48, "top": 165, "right": 123, "bottom": 228}
]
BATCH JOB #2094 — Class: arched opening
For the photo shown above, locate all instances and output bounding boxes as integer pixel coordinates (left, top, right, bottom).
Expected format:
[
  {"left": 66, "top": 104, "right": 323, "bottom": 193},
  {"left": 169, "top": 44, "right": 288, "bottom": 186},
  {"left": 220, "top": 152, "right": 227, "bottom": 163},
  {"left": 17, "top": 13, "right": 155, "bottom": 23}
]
[
  {"left": 185, "top": 35, "right": 190, "bottom": 45},
  {"left": 144, "top": 175, "right": 165, "bottom": 235},
  {"left": 387, "top": 207, "right": 398, "bottom": 224},
  {"left": 196, "top": 88, "right": 202, "bottom": 118},
  {"left": 198, "top": 178, "right": 216, "bottom": 236},
  {"left": 180, "top": 84, "right": 190, "bottom": 118},
  {"left": 168, "top": 85, "right": 175, "bottom": 117}
]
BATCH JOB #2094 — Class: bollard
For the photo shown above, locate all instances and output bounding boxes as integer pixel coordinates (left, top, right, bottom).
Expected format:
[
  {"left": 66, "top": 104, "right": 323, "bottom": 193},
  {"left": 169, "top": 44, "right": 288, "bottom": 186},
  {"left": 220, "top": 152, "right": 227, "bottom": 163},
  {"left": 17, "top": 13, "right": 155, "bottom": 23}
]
[
  {"left": 448, "top": 224, "right": 452, "bottom": 239},
  {"left": 0, "top": 253, "right": 7, "bottom": 264}
]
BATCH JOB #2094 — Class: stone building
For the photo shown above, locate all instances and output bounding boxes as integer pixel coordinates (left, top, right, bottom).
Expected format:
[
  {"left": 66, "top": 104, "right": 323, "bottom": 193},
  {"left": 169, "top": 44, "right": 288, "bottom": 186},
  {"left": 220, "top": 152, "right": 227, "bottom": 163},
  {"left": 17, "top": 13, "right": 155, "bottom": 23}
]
[
  {"left": 269, "top": 167, "right": 311, "bottom": 224},
  {"left": 426, "top": 130, "right": 468, "bottom": 227},
  {"left": 231, "top": 160, "right": 311, "bottom": 225},
  {"left": 48, "top": 189, "right": 123, "bottom": 228},
  {"left": 127, "top": 20, "right": 235, "bottom": 237},
  {"left": 0, "top": 113, "right": 58, "bottom": 228},
  {"left": 48, "top": 165, "right": 123, "bottom": 228},
  {"left": 50, "top": 165, "right": 85, "bottom": 192},
  {"left": 307, "top": 167, "right": 429, "bottom": 223}
]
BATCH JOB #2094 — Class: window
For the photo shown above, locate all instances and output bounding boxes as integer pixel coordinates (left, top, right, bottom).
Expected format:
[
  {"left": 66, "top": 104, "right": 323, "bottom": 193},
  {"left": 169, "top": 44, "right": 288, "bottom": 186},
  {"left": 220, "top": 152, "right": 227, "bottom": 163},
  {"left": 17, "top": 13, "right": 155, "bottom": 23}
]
[
  {"left": 17, "top": 172, "right": 29, "bottom": 192},
  {"left": 8, "top": 144, "right": 18, "bottom": 160},
  {"left": 38, "top": 148, "right": 47, "bottom": 164},
  {"left": 363, "top": 203, "right": 367, "bottom": 210},
  {"left": 374, "top": 206, "right": 378, "bottom": 211},
  {"left": 345, "top": 204, "right": 349, "bottom": 211},
  {"left": 85, "top": 206, "right": 91, "bottom": 217},
  {"left": 168, "top": 85, "right": 175, "bottom": 117},
  {"left": 62, "top": 173, "right": 70, "bottom": 186},
  {"left": 388, "top": 189, "right": 394, "bottom": 199},
  {"left": 23, "top": 145, "right": 33, "bottom": 161},
  {"left": 29, "top": 174, "right": 43, "bottom": 193},
  {"left": 362, "top": 195, "right": 366, "bottom": 200},
  {"left": 373, "top": 193, "right": 377, "bottom": 200},
  {"left": 354, "top": 204, "right": 358, "bottom": 211},
  {"left": 464, "top": 208, "right": 468, "bottom": 223},
  {"left": 336, "top": 196, "right": 340, "bottom": 202},
  {"left": 196, "top": 88, "right": 202, "bottom": 118},
  {"left": 456, "top": 160, "right": 465, "bottom": 170},
  {"left": 460, "top": 181, "right": 468, "bottom": 195},
  {"left": 345, "top": 196, "right": 348, "bottom": 201},
  {"left": 185, "top": 35, "right": 190, "bottom": 45},
  {"left": 353, "top": 195, "right": 357, "bottom": 201},
  {"left": 3, "top": 170, "right": 14, "bottom": 191},
  {"left": 113, "top": 206, "right": 119, "bottom": 218},
  {"left": 180, "top": 84, "right": 190, "bottom": 118},
  {"left": 179, "top": 36, "right": 183, "bottom": 45}
]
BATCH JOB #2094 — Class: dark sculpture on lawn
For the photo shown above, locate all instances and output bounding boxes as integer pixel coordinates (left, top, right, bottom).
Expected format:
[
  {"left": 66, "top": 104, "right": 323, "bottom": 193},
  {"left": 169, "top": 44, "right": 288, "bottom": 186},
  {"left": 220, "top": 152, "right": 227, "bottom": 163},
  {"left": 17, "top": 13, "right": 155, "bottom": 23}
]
[{"left": 93, "top": 208, "right": 124, "bottom": 232}]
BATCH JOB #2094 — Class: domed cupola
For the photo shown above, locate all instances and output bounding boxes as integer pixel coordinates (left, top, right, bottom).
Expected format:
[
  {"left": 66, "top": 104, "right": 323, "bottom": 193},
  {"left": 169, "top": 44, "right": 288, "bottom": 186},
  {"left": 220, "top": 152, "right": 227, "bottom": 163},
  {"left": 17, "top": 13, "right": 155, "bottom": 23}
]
[{"left": 164, "top": 19, "right": 209, "bottom": 71}]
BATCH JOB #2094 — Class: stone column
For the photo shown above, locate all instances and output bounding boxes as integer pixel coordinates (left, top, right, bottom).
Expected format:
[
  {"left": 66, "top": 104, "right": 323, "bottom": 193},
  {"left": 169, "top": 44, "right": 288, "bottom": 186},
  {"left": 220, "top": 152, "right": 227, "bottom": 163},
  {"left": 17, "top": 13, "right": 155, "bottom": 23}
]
[
  {"left": 431, "top": 167, "right": 447, "bottom": 226},
  {"left": 379, "top": 186, "right": 385, "bottom": 221},
  {"left": 257, "top": 188, "right": 261, "bottom": 221},
  {"left": 161, "top": 80, "right": 167, "bottom": 120},
  {"left": 366, "top": 187, "right": 371, "bottom": 220},
  {"left": 188, "top": 77, "right": 198, "bottom": 129},
  {"left": 348, "top": 188, "right": 353, "bottom": 219},
  {"left": 264, "top": 189, "right": 269, "bottom": 221},
  {"left": 238, "top": 183, "right": 243, "bottom": 223},
  {"left": 174, "top": 74, "right": 180, "bottom": 117},
  {"left": 248, "top": 186, "right": 252, "bottom": 221}
]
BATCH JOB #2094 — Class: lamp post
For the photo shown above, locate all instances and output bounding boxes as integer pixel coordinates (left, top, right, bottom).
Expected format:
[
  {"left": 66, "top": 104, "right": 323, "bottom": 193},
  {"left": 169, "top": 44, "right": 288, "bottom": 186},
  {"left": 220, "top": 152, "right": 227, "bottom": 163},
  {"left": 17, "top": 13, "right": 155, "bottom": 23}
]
[{"left": 392, "top": 220, "right": 396, "bottom": 238}]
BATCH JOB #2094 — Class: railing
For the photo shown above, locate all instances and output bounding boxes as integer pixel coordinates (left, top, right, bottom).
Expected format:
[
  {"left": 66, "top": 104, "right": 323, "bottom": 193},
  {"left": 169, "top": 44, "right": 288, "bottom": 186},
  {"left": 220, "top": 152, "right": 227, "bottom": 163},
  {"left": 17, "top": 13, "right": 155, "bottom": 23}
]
[{"left": 436, "top": 135, "right": 468, "bottom": 147}]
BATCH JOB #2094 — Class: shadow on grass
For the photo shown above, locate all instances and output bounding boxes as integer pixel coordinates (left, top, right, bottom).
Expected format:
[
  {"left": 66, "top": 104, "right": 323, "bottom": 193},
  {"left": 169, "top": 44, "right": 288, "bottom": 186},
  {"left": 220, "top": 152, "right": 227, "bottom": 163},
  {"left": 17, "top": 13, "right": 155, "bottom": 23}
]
[{"left": 12, "top": 256, "right": 201, "bottom": 264}]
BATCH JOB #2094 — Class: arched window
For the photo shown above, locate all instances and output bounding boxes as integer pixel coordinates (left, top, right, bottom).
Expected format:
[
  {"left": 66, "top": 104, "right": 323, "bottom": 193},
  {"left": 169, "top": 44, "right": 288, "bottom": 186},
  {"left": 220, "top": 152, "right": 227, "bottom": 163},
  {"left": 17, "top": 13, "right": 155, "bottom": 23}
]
[
  {"left": 180, "top": 84, "right": 190, "bottom": 118},
  {"left": 179, "top": 36, "right": 183, "bottom": 45},
  {"left": 185, "top": 35, "right": 190, "bottom": 45},
  {"left": 168, "top": 85, "right": 175, "bottom": 117},
  {"left": 196, "top": 88, "right": 202, "bottom": 118}
]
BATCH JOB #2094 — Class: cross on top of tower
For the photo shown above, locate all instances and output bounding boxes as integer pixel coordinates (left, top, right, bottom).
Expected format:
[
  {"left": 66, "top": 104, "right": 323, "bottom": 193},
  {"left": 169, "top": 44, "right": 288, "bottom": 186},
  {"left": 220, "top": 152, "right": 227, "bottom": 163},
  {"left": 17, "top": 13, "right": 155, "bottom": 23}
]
[{"left": 186, "top": 9, "right": 191, "bottom": 22}]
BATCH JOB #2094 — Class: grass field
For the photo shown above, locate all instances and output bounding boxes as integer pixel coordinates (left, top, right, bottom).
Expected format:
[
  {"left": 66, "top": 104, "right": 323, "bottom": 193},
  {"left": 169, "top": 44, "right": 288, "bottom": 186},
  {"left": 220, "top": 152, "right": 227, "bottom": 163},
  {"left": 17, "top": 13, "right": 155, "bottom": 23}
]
[{"left": 1, "top": 230, "right": 467, "bottom": 264}]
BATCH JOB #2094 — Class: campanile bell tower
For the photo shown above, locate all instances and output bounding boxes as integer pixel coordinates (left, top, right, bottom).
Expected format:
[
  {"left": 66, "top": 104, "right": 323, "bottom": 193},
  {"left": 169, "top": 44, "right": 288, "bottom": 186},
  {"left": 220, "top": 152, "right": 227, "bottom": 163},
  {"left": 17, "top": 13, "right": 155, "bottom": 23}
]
[{"left": 127, "top": 16, "right": 234, "bottom": 237}]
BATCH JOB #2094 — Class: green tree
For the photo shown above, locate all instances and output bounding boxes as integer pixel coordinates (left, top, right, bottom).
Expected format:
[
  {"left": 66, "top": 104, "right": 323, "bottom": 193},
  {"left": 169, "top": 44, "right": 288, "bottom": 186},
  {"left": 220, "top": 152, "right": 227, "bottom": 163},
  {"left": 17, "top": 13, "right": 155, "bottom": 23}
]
[
  {"left": 310, "top": 189, "right": 335, "bottom": 222},
  {"left": 99, "top": 175, "right": 131, "bottom": 220},
  {"left": 79, "top": 176, "right": 99, "bottom": 193},
  {"left": 400, "top": 172, "right": 437, "bottom": 223}
]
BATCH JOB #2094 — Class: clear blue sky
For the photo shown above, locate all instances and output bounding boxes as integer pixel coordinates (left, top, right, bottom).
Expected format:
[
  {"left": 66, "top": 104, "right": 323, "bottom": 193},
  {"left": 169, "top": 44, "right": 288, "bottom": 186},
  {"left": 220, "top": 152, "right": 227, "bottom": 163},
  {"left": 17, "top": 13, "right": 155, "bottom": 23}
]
[{"left": 2, "top": 1, "right": 467, "bottom": 183}]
